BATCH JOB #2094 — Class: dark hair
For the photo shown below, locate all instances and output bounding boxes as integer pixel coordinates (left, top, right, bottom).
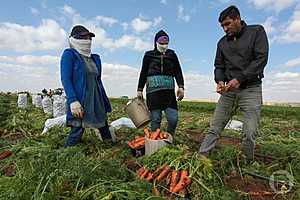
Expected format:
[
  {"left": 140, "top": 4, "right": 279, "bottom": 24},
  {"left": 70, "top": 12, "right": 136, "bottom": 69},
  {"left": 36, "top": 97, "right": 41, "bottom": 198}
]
[{"left": 218, "top": 5, "right": 240, "bottom": 23}]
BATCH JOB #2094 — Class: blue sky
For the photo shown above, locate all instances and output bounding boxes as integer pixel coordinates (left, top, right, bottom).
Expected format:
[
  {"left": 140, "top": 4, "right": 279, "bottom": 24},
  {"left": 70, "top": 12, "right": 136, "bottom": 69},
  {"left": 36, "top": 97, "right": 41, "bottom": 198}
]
[{"left": 0, "top": 0, "right": 299, "bottom": 102}]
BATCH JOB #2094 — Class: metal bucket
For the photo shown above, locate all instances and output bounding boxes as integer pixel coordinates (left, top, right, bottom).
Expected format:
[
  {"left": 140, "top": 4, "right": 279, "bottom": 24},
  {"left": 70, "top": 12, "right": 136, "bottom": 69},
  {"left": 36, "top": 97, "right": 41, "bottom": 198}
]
[{"left": 125, "top": 97, "right": 150, "bottom": 128}]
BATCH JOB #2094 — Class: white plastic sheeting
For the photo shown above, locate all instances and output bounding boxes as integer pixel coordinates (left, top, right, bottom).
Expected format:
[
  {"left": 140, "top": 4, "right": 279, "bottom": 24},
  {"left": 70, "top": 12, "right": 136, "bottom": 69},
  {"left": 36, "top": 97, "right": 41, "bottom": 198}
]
[
  {"left": 110, "top": 117, "right": 136, "bottom": 130},
  {"left": 225, "top": 120, "right": 243, "bottom": 131},
  {"left": 17, "top": 93, "right": 27, "bottom": 108},
  {"left": 42, "top": 114, "right": 66, "bottom": 134}
]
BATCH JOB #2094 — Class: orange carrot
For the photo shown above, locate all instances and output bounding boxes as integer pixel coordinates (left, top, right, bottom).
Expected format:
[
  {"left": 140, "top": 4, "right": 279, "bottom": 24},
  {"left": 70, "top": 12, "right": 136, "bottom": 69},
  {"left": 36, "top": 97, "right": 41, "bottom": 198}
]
[
  {"left": 151, "top": 128, "right": 160, "bottom": 140},
  {"left": 140, "top": 168, "right": 149, "bottom": 179},
  {"left": 144, "top": 128, "right": 151, "bottom": 138},
  {"left": 156, "top": 165, "right": 171, "bottom": 182},
  {"left": 146, "top": 172, "right": 154, "bottom": 182},
  {"left": 137, "top": 167, "right": 145, "bottom": 177},
  {"left": 171, "top": 170, "right": 192, "bottom": 193},
  {"left": 169, "top": 170, "right": 178, "bottom": 191}
]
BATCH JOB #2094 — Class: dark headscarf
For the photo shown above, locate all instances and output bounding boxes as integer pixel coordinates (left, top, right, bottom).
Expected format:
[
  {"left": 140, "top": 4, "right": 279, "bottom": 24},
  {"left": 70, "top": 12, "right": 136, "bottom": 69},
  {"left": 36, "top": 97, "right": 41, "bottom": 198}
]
[{"left": 154, "top": 30, "right": 169, "bottom": 49}]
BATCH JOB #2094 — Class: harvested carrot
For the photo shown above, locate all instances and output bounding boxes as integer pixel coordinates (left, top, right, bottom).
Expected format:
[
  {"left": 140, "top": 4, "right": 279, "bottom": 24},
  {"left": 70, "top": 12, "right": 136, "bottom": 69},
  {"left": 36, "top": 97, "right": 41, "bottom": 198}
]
[
  {"left": 137, "top": 167, "right": 145, "bottom": 177},
  {"left": 171, "top": 170, "right": 192, "bottom": 193},
  {"left": 146, "top": 172, "right": 154, "bottom": 182},
  {"left": 144, "top": 128, "right": 151, "bottom": 138},
  {"left": 169, "top": 170, "right": 179, "bottom": 191},
  {"left": 0, "top": 150, "right": 12, "bottom": 160},
  {"left": 140, "top": 168, "right": 149, "bottom": 179},
  {"left": 156, "top": 165, "right": 171, "bottom": 182},
  {"left": 151, "top": 128, "right": 160, "bottom": 140}
]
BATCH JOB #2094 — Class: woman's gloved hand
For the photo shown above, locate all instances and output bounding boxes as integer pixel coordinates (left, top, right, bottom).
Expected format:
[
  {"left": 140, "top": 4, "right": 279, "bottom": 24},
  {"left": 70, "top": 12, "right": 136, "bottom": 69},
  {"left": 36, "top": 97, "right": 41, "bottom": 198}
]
[
  {"left": 137, "top": 91, "right": 143, "bottom": 99},
  {"left": 177, "top": 87, "right": 184, "bottom": 101},
  {"left": 70, "top": 101, "right": 84, "bottom": 118}
]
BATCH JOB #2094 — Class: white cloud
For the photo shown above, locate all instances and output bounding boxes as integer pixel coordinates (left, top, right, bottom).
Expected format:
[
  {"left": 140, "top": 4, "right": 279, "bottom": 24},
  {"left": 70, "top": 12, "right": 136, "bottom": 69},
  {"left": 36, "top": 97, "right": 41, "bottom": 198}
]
[
  {"left": 262, "top": 17, "right": 276, "bottom": 35},
  {"left": 121, "top": 22, "right": 129, "bottom": 31},
  {"left": 153, "top": 16, "right": 163, "bottom": 27},
  {"left": 30, "top": 7, "right": 40, "bottom": 16},
  {"left": 177, "top": 5, "right": 191, "bottom": 23},
  {"left": 61, "top": 5, "right": 152, "bottom": 52},
  {"left": 160, "top": 0, "right": 167, "bottom": 5},
  {"left": 274, "top": 71, "right": 299, "bottom": 78},
  {"left": 131, "top": 17, "right": 153, "bottom": 33},
  {"left": 0, "top": 55, "right": 59, "bottom": 66},
  {"left": 130, "top": 16, "right": 162, "bottom": 33},
  {"left": 285, "top": 56, "right": 300, "bottom": 67},
  {"left": 0, "top": 19, "right": 67, "bottom": 52},
  {"left": 0, "top": 55, "right": 61, "bottom": 93},
  {"left": 94, "top": 16, "right": 118, "bottom": 27},
  {"left": 263, "top": 71, "right": 300, "bottom": 102},
  {"left": 277, "top": 7, "right": 300, "bottom": 43},
  {"left": 249, "top": 0, "right": 298, "bottom": 12}
]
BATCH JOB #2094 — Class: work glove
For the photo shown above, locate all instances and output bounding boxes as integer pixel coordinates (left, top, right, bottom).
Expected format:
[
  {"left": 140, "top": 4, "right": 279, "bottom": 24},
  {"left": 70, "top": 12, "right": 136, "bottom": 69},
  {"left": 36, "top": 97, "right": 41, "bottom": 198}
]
[
  {"left": 70, "top": 101, "right": 84, "bottom": 119},
  {"left": 137, "top": 91, "right": 143, "bottom": 99},
  {"left": 177, "top": 87, "right": 184, "bottom": 101}
]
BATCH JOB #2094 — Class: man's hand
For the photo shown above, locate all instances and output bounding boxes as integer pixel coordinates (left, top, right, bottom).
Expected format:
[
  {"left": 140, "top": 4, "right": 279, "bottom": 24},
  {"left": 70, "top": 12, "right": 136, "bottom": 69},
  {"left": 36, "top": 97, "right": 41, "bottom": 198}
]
[
  {"left": 137, "top": 91, "right": 143, "bottom": 99},
  {"left": 216, "top": 81, "right": 226, "bottom": 94},
  {"left": 177, "top": 87, "right": 184, "bottom": 101},
  {"left": 225, "top": 78, "right": 240, "bottom": 92},
  {"left": 70, "top": 101, "right": 84, "bottom": 119}
]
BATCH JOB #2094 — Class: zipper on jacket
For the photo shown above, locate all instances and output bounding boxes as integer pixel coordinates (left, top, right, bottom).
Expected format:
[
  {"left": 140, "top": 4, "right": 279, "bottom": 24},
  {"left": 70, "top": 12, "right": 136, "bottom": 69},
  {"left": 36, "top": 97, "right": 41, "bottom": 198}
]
[{"left": 160, "top": 54, "right": 164, "bottom": 73}]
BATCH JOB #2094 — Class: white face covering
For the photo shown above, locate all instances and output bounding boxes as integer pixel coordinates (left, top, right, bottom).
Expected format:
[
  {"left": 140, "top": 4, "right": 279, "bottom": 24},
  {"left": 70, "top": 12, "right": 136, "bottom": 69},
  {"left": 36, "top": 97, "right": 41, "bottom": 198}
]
[
  {"left": 69, "top": 37, "right": 92, "bottom": 57},
  {"left": 156, "top": 42, "right": 168, "bottom": 53}
]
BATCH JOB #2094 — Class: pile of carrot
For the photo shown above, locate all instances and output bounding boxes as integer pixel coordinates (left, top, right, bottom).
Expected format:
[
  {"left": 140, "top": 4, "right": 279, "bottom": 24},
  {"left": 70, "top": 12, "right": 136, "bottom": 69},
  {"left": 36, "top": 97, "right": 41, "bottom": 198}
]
[
  {"left": 128, "top": 128, "right": 169, "bottom": 149},
  {"left": 144, "top": 128, "right": 169, "bottom": 140},
  {"left": 128, "top": 136, "right": 145, "bottom": 149},
  {"left": 136, "top": 164, "right": 192, "bottom": 195}
]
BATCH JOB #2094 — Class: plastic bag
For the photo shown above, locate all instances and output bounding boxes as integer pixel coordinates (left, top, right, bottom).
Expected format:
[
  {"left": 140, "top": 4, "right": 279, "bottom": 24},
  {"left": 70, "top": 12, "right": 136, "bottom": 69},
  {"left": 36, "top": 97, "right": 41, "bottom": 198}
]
[
  {"left": 145, "top": 133, "right": 173, "bottom": 156},
  {"left": 225, "top": 120, "right": 243, "bottom": 131},
  {"left": 17, "top": 93, "right": 27, "bottom": 108},
  {"left": 32, "top": 94, "right": 43, "bottom": 108},
  {"left": 42, "top": 96, "right": 53, "bottom": 115},
  {"left": 52, "top": 95, "right": 66, "bottom": 118},
  {"left": 42, "top": 114, "right": 66, "bottom": 134},
  {"left": 110, "top": 117, "right": 136, "bottom": 130}
]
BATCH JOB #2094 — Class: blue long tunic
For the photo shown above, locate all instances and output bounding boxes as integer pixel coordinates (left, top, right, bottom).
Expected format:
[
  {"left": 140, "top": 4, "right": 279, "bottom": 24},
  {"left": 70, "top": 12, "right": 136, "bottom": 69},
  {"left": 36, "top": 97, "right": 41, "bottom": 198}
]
[{"left": 60, "top": 48, "right": 111, "bottom": 126}]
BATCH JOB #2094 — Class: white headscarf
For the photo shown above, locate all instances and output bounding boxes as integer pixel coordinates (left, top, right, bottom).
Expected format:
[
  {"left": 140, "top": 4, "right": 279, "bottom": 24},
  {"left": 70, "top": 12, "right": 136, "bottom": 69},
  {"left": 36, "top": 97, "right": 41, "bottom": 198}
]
[{"left": 69, "top": 36, "right": 92, "bottom": 57}]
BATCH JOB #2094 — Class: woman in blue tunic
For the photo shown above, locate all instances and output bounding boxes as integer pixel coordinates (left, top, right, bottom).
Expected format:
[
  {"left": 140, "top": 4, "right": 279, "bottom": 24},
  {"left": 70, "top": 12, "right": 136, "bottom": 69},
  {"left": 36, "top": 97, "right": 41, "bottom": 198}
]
[{"left": 60, "top": 25, "right": 115, "bottom": 147}]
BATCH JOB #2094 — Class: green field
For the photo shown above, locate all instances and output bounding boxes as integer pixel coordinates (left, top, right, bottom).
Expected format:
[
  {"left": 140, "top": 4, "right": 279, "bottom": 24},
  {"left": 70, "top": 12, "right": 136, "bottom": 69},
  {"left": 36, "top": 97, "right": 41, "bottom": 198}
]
[{"left": 0, "top": 93, "right": 299, "bottom": 200}]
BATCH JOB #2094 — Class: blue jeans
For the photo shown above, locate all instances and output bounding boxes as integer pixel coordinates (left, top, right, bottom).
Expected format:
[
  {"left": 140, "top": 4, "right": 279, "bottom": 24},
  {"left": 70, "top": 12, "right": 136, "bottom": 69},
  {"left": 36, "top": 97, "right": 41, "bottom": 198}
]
[
  {"left": 150, "top": 107, "right": 178, "bottom": 135},
  {"left": 64, "top": 121, "right": 112, "bottom": 147}
]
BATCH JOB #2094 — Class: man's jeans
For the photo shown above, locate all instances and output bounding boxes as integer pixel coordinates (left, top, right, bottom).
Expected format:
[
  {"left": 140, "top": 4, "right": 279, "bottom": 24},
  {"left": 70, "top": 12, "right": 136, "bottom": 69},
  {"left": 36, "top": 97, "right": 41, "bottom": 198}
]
[
  {"left": 199, "top": 84, "right": 262, "bottom": 160},
  {"left": 150, "top": 107, "right": 178, "bottom": 135},
  {"left": 64, "top": 121, "right": 112, "bottom": 147}
]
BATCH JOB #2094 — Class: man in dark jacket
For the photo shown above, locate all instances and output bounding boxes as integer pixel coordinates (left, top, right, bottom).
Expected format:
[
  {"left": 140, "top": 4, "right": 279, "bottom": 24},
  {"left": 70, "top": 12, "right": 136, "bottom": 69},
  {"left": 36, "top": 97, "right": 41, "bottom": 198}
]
[
  {"left": 199, "top": 5, "right": 269, "bottom": 161},
  {"left": 137, "top": 30, "right": 184, "bottom": 135}
]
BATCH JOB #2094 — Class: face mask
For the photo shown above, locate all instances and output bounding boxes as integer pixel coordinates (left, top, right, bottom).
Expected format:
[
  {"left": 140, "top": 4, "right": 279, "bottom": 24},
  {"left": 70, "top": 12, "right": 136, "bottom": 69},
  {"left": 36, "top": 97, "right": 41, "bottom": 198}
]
[
  {"left": 156, "top": 42, "right": 168, "bottom": 53},
  {"left": 69, "top": 37, "right": 92, "bottom": 57}
]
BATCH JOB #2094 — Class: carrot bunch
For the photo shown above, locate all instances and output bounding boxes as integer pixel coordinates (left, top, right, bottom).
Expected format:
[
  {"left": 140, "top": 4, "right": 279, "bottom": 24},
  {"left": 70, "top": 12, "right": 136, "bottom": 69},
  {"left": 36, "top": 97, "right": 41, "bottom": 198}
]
[
  {"left": 144, "top": 128, "right": 169, "bottom": 140},
  {"left": 128, "top": 136, "right": 145, "bottom": 149},
  {"left": 136, "top": 164, "right": 192, "bottom": 195}
]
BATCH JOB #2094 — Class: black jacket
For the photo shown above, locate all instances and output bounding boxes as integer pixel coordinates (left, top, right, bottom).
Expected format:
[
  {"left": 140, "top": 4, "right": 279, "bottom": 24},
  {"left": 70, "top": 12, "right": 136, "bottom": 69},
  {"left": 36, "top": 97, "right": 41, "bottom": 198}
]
[
  {"left": 137, "top": 30, "right": 184, "bottom": 110},
  {"left": 137, "top": 49, "right": 184, "bottom": 91},
  {"left": 214, "top": 21, "right": 269, "bottom": 88}
]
